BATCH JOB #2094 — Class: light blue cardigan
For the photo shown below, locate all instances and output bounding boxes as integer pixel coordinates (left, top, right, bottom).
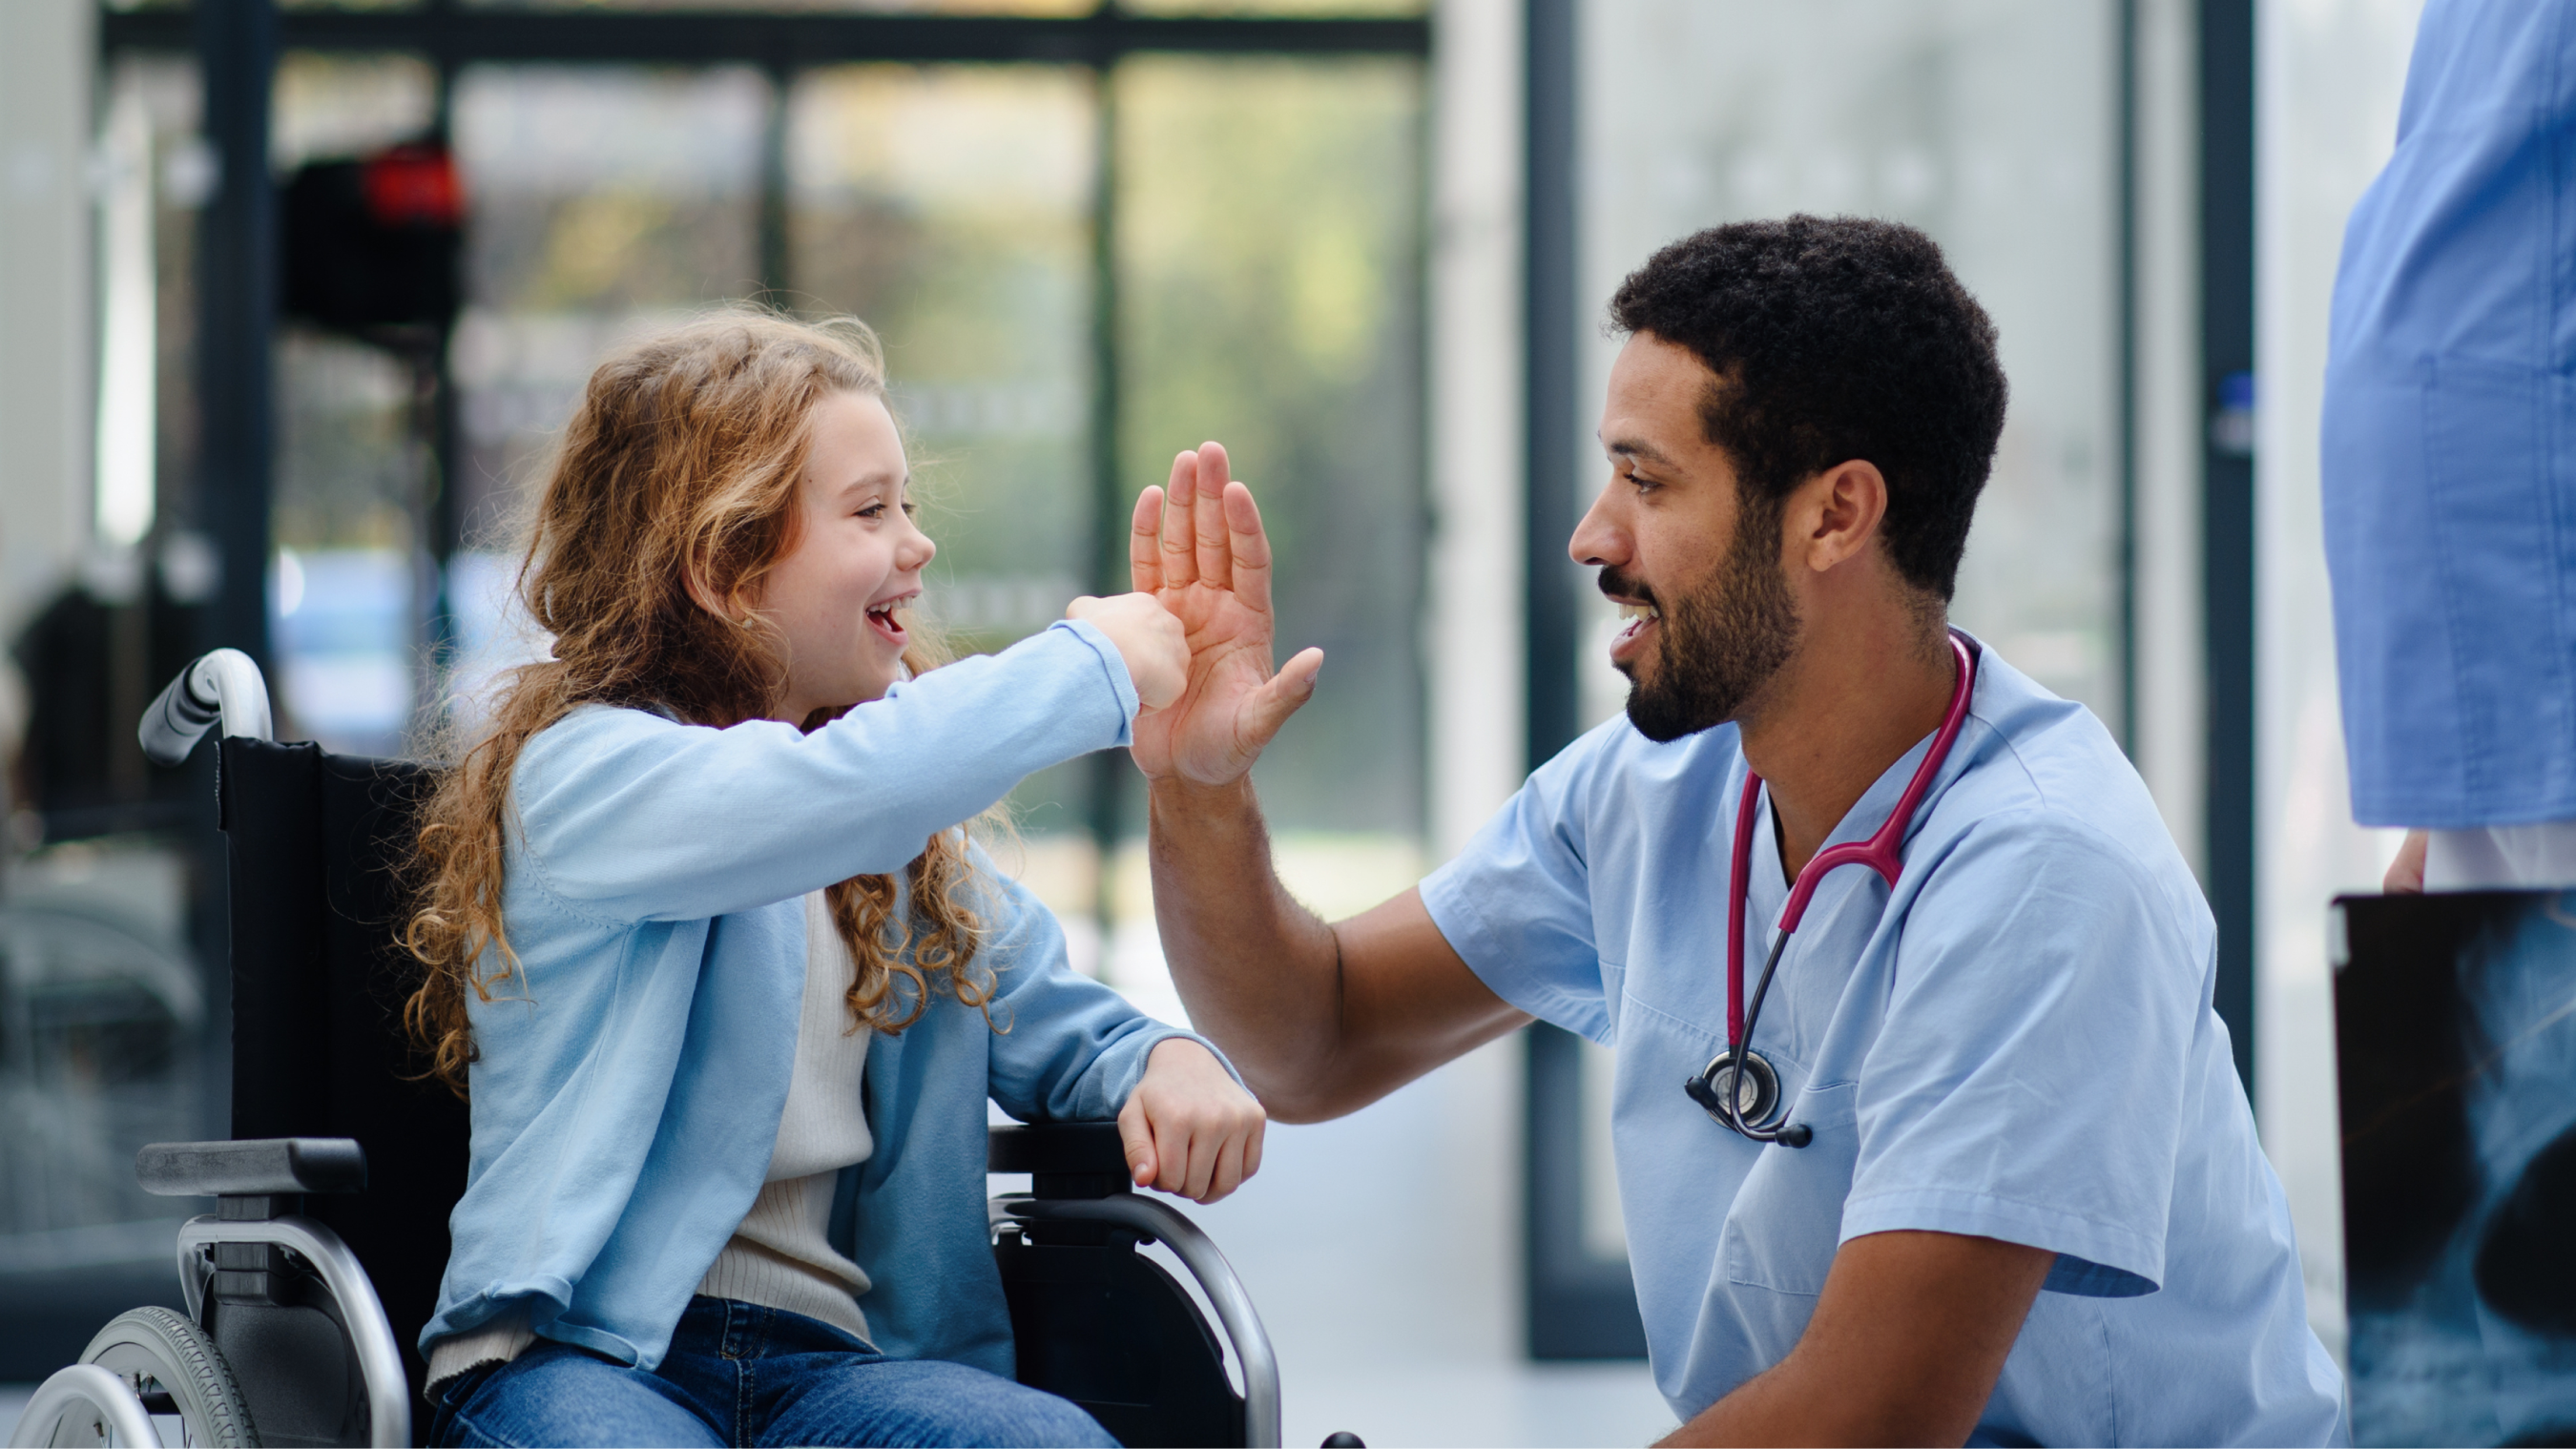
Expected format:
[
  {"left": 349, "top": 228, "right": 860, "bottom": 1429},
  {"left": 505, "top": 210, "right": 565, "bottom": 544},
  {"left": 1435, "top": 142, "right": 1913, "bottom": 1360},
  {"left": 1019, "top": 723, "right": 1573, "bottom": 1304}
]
[{"left": 418, "top": 620, "right": 1215, "bottom": 1376}]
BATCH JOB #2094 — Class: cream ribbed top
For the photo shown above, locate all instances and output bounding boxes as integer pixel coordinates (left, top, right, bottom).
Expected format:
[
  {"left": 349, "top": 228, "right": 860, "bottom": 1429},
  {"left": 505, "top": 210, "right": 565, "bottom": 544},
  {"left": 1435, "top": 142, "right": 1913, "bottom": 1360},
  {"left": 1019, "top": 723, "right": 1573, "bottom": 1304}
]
[
  {"left": 426, "top": 891, "right": 877, "bottom": 1386},
  {"left": 692, "top": 890, "right": 875, "bottom": 1335}
]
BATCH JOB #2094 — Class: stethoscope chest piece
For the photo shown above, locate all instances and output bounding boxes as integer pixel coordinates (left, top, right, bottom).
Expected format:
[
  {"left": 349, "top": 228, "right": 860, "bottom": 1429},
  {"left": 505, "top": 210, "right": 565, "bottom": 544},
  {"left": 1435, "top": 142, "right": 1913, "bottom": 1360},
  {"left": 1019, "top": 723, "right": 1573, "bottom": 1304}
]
[
  {"left": 1689, "top": 1047, "right": 1783, "bottom": 1130},
  {"left": 1693, "top": 631, "right": 1975, "bottom": 1155}
]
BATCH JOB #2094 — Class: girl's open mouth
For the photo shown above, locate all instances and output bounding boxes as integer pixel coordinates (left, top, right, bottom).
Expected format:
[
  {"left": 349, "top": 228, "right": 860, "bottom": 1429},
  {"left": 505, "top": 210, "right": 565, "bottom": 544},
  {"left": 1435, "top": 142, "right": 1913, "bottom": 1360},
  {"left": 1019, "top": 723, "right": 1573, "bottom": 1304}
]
[{"left": 865, "top": 600, "right": 908, "bottom": 647}]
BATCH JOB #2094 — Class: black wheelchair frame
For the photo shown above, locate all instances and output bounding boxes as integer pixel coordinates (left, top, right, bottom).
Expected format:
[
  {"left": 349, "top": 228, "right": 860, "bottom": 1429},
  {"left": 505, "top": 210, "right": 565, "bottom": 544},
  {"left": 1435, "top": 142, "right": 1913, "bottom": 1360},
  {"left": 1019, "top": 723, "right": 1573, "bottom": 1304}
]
[{"left": 9, "top": 651, "right": 1281, "bottom": 1448}]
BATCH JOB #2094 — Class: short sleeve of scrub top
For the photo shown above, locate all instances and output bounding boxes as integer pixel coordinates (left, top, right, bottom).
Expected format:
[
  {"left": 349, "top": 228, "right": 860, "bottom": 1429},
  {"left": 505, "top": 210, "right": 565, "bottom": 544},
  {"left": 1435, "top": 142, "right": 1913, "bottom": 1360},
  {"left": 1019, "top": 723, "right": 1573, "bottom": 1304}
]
[
  {"left": 1417, "top": 727, "right": 1623, "bottom": 1044},
  {"left": 1843, "top": 813, "right": 2205, "bottom": 1294}
]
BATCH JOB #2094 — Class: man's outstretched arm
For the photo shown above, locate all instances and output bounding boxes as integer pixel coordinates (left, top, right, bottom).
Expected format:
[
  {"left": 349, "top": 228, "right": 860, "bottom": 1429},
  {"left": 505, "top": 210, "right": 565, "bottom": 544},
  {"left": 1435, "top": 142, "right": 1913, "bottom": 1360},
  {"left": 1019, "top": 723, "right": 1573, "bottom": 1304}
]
[
  {"left": 1148, "top": 784, "right": 1527, "bottom": 1121},
  {"left": 1132, "top": 444, "right": 1527, "bottom": 1122},
  {"left": 1661, "top": 1231, "right": 2052, "bottom": 1448}
]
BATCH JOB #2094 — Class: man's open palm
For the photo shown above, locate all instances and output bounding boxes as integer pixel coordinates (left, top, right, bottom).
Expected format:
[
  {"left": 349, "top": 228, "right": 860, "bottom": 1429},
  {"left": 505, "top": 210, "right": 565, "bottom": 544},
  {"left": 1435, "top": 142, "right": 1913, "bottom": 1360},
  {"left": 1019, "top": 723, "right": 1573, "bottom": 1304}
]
[{"left": 1128, "top": 443, "right": 1323, "bottom": 788}]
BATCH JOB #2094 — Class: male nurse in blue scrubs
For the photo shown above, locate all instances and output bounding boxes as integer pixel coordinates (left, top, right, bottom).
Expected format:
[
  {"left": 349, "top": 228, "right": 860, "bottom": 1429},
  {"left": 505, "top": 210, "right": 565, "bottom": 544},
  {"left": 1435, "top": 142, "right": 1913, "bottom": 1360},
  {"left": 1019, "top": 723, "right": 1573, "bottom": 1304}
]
[{"left": 1130, "top": 217, "right": 2346, "bottom": 1446}]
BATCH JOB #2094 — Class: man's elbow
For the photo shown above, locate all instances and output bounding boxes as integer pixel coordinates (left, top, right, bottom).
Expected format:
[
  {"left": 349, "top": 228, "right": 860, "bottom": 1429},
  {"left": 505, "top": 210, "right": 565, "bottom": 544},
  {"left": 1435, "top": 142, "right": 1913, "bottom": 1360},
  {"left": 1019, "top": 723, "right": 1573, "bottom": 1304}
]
[{"left": 1238, "top": 1072, "right": 1347, "bottom": 1126}]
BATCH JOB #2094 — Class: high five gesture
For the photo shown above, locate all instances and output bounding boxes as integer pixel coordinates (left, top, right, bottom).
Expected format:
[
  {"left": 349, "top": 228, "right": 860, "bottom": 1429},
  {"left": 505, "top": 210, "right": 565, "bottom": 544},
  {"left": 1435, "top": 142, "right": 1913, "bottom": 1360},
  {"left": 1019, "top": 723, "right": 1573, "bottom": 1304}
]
[{"left": 1127, "top": 443, "right": 1325, "bottom": 788}]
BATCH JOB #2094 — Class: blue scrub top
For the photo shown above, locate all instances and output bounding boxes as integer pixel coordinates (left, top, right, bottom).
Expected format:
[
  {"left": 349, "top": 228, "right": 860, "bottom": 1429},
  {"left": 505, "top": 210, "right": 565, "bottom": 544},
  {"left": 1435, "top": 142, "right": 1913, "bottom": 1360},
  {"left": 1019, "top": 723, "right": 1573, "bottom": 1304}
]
[
  {"left": 2322, "top": 0, "right": 2576, "bottom": 829},
  {"left": 1420, "top": 641, "right": 2346, "bottom": 1446}
]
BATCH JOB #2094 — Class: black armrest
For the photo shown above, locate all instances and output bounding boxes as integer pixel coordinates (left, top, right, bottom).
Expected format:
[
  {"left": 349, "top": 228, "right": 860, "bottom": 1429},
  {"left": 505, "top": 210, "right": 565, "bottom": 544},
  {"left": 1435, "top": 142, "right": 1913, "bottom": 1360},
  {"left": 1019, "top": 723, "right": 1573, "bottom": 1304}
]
[
  {"left": 987, "top": 1122, "right": 1131, "bottom": 1198},
  {"left": 136, "top": 1138, "right": 367, "bottom": 1197}
]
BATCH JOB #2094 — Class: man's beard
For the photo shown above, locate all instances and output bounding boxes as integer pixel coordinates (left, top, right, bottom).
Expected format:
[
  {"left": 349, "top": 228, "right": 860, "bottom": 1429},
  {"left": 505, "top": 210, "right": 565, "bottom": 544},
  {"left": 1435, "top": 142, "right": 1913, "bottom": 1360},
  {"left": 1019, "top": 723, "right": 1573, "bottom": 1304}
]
[{"left": 1607, "top": 503, "right": 1801, "bottom": 743}]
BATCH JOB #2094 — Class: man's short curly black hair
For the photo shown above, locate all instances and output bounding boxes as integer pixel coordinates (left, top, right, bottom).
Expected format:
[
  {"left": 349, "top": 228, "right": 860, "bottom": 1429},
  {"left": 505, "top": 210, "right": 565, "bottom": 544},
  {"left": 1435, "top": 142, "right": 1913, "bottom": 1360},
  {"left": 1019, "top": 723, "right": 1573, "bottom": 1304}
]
[{"left": 1608, "top": 216, "right": 2007, "bottom": 602}]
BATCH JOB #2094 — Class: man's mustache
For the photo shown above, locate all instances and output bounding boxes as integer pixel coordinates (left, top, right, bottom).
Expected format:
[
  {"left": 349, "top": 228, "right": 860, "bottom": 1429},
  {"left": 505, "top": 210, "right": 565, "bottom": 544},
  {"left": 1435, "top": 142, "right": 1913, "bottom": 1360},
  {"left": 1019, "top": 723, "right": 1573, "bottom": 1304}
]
[{"left": 1596, "top": 567, "right": 1659, "bottom": 611}]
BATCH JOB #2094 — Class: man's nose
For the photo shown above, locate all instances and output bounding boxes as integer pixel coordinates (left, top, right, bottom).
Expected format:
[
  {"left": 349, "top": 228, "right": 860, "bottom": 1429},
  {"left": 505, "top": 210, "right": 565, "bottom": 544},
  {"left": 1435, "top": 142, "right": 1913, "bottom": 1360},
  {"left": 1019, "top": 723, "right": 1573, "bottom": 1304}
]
[{"left": 1568, "top": 481, "right": 1630, "bottom": 569}]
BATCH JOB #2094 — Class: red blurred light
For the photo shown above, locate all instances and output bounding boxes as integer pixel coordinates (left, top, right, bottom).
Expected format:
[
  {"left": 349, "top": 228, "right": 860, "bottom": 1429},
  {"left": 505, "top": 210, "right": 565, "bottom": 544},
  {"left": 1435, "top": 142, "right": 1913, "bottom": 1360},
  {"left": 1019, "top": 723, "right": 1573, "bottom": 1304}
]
[{"left": 362, "top": 144, "right": 464, "bottom": 230}]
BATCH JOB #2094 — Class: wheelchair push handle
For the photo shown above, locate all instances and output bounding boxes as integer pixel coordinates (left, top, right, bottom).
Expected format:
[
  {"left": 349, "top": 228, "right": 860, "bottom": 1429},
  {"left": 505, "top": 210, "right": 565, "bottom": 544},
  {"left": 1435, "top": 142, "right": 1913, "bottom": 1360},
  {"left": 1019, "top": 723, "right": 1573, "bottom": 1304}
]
[
  {"left": 988, "top": 1121, "right": 1138, "bottom": 1198},
  {"left": 138, "top": 648, "right": 273, "bottom": 766}
]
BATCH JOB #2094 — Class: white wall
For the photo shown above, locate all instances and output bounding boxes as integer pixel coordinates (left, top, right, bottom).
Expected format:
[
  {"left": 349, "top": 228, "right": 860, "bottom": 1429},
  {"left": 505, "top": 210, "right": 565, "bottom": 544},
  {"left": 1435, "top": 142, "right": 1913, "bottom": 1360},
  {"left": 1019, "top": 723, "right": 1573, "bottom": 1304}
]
[
  {"left": 2130, "top": 0, "right": 2207, "bottom": 873},
  {"left": 1427, "top": 0, "right": 1527, "bottom": 862},
  {"left": 0, "top": 0, "right": 97, "bottom": 756},
  {"left": 2254, "top": 0, "right": 2425, "bottom": 1363}
]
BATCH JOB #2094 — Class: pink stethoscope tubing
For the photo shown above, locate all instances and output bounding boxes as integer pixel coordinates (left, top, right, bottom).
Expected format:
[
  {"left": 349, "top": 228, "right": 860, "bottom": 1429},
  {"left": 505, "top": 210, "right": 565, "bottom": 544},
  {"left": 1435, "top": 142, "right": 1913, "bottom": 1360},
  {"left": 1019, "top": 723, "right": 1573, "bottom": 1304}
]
[{"left": 1723, "top": 631, "right": 1979, "bottom": 1061}]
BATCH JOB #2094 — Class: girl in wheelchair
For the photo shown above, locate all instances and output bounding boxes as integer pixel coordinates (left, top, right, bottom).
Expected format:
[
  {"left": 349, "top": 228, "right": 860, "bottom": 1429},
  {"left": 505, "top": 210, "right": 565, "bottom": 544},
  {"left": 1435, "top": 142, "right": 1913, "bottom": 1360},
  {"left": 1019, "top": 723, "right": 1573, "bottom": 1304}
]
[{"left": 399, "top": 310, "right": 1264, "bottom": 1448}]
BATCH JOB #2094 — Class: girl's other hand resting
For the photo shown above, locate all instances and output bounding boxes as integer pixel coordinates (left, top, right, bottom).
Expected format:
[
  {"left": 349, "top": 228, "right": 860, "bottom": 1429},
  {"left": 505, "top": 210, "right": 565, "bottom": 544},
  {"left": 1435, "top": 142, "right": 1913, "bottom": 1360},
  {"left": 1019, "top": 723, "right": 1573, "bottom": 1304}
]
[
  {"left": 1066, "top": 592, "right": 1189, "bottom": 711},
  {"left": 1116, "top": 1038, "right": 1267, "bottom": 1204}
]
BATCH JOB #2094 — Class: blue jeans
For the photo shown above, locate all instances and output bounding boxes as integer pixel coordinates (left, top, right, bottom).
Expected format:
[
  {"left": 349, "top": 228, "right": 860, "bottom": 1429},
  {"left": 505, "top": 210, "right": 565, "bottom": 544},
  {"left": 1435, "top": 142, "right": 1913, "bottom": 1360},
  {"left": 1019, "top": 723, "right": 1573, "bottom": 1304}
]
[{"left": 427, "top": 1296, "right": 1116, "bottom": 1448}]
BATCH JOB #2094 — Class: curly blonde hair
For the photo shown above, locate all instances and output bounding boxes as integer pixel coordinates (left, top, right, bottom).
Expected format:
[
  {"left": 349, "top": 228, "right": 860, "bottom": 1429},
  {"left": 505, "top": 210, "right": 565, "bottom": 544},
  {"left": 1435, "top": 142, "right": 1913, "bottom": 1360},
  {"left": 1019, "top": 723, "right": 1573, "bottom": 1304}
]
[{"left": 403, "top": 309, "right": 998, "bottom": 1096}]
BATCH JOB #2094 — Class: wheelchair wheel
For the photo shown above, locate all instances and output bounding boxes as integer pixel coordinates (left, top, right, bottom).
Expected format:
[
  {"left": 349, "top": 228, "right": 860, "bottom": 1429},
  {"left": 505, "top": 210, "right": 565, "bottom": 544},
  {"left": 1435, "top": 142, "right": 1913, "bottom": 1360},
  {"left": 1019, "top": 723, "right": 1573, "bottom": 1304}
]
[{"left": 75, "top": 1307, "right": 258, "bottom": 1447}]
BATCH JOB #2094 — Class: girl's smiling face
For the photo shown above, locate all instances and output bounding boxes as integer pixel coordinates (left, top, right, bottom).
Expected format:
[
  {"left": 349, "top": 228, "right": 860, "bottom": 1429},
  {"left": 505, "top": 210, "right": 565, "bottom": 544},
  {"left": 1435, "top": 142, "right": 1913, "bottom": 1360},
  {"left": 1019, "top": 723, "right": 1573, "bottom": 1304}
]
[{"left": 758, "top": 389, "right": 935, "bottom": 721}]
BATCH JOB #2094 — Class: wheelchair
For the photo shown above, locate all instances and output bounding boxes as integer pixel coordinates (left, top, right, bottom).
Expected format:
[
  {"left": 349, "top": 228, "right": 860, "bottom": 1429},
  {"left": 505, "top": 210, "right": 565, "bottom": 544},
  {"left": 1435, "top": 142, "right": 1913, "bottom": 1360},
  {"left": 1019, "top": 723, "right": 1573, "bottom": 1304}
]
[{"left": 10, "top": 650, "right": 1287, "bottom": 1449}]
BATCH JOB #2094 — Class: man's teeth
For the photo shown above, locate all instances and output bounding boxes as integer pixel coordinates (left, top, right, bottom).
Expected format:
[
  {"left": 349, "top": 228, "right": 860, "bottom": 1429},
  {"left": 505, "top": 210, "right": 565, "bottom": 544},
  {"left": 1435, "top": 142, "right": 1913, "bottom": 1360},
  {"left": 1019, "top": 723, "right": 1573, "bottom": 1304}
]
[{"left": 1619, "top": 603, "right": 1661, "bottom": 623}]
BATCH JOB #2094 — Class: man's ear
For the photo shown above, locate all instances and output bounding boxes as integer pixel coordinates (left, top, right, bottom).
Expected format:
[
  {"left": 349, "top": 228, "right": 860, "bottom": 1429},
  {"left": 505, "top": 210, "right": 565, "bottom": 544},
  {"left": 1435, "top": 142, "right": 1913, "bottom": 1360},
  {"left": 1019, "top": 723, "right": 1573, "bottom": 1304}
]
[{"left": 1797, "top": 460, "right": 1889, "bottom": 575}]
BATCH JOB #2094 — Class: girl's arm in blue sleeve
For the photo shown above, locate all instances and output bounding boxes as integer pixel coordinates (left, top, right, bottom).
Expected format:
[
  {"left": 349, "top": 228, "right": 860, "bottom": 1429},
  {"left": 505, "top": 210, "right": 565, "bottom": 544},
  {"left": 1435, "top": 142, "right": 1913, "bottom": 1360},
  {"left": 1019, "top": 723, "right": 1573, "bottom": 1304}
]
[
  {"left": 969, "top": 853, "right": 1241, "bottom": 1123},
  {"left": 510, "top": 621, "right": 1139, "bottom": 923}
]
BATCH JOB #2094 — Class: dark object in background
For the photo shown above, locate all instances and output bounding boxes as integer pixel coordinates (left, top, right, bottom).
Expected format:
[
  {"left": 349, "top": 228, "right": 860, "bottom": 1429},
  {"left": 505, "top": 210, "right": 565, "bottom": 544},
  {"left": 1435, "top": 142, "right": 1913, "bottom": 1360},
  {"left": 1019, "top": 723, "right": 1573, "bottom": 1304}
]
[
  {"left": 2335, "top": 893, "right": 2485, "bottom": 1312},
  {"left": 10, "top": 572, "right": 207, "bottom": 839},
  {"left": 2474, "top": 1121, "right": 2576, "bottom": 1337},
  {"left": 2337, "top": 890, "right": 2576, "bottom": 1446},
  {"left": 280, "top": 143, "right": 462, "bottom": 337}
]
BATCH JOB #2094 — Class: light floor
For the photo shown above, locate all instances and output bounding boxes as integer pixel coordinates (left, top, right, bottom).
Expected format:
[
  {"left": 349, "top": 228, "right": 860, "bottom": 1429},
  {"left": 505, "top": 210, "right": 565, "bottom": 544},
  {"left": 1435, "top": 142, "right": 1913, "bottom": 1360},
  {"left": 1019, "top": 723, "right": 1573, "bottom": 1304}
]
[{"left": 1151, "top": 1035, "right": 1673, "bottom": 1449}]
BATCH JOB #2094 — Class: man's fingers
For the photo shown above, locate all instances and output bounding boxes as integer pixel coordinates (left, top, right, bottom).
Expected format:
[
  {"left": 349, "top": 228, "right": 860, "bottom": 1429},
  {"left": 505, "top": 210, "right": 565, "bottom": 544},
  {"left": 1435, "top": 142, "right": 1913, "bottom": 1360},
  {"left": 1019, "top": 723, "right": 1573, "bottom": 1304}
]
[
  {"left": 1222, "top": 483, "right": 1277, "bottom": 618},
  {"left": 1238, "top": 648, "right": 1323, "bottom": 749},
  {"left": 1194, "top": 462, "right": 1234, "bottom": 591},
  {"left": 1160, "top": 450, "right": 1200, "bottom": 588},
  {"left": 1130, "top": 486, "right": 1166, "bottom": 594},
  {"left": 1191, "top": 441, "right": 1235, "bottom": 589}
]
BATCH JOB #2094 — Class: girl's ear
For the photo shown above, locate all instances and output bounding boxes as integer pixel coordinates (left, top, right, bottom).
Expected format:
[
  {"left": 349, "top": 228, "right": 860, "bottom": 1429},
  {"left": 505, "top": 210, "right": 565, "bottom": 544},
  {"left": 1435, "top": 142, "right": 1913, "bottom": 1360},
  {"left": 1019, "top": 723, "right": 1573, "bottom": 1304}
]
[{"left": 683, "top": 561, "right": 741, "bottom": 624}]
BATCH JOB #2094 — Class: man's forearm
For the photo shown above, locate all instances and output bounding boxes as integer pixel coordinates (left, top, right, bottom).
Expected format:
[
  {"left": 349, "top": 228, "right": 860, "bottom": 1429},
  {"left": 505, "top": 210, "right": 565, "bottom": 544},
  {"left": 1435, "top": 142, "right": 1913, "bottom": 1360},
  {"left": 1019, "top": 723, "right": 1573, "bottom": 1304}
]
[
  {"left": 1658, "top": 1232, "right": 2052, "bottom": 1448},
  {"left": 1146, "top": 776, "right": 1348, "bottom": 1118}
]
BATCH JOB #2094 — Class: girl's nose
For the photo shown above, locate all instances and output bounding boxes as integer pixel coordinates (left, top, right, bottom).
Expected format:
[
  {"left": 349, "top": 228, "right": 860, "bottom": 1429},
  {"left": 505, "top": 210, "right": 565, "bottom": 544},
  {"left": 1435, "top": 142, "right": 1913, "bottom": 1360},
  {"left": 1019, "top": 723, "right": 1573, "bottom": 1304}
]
[{"left": 897, "top": 513, "right": 936, "bottom": 572}]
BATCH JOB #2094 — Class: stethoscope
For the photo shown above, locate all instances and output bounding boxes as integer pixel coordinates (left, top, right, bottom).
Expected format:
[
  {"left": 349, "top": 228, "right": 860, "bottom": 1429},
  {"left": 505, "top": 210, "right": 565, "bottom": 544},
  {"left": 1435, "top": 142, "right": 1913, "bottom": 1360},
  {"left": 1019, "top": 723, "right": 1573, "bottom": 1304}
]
[{"left": 1683, "top": 631, "right": 1978, "bottom": 1149}]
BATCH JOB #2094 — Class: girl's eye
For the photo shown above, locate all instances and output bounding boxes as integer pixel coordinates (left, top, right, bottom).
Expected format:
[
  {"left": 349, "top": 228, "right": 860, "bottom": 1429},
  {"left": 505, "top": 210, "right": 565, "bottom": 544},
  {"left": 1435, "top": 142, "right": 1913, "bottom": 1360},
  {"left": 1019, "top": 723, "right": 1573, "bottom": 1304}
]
[
  {"left": 857, "top": 503, "right": 886, "bottom": 520},
  {"left": 900, "top": 501, "right": 918, "bottom": 517}
]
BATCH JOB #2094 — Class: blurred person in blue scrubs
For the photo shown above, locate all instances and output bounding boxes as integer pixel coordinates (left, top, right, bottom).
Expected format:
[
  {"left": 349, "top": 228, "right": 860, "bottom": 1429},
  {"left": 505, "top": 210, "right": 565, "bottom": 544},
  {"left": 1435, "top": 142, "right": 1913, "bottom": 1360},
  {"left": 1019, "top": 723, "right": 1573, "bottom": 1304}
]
[
  {"left": 1130, "top": 217, "right": 2345, "bottom": 1446},
  {"left": 2325, "top": 0, "right": 2576, "bottom": 895}
]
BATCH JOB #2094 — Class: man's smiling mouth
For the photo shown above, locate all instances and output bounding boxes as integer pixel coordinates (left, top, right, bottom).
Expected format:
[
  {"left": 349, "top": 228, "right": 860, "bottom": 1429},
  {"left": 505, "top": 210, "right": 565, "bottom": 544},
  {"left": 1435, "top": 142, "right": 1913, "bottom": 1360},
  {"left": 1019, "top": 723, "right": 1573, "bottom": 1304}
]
[{"left": 1614, "top": 600, "right": 1662, "bottom": 653}]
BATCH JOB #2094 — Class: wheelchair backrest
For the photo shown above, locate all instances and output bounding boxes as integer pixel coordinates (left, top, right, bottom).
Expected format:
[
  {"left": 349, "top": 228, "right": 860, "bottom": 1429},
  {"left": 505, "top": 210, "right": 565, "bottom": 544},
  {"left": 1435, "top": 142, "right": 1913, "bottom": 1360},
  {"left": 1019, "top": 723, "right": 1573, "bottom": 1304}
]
[{"left": 218, "top": 736, "right": 469, "bottom": 1410}]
